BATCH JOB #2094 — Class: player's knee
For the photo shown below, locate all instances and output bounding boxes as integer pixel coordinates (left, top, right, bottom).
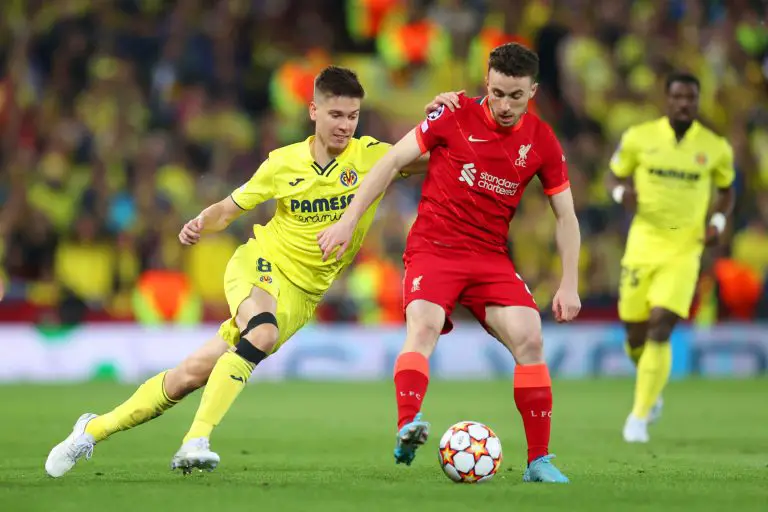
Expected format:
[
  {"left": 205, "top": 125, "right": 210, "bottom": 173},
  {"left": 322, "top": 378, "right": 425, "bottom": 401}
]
[
  {"left": 510, "top": 329, "right": 544, "bottom": 364},
  {"left": 647, "top": 325, "right": 674, "bottom": 342},
  {"left": 648, "top": 309, "right": 678, "bottom": 341},
  {"left": 406, "top": 320, "right": 442, "bottom": 354},
  {"left": 238, "top": 312, "right": 279, "bottom": 355},
  {"left": 625, "top": 322, "right": 648, "bottom": 348}
]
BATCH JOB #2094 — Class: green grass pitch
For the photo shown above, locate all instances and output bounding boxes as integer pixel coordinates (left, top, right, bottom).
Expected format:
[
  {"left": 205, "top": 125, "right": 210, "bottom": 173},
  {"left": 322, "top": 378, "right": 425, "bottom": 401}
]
[{"left": 0, "top": 379, "right": 766, "bottom": 511}]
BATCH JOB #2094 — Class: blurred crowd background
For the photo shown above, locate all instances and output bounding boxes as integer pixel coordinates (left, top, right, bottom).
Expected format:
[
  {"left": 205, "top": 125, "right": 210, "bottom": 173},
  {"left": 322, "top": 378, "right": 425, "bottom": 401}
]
[{"left": 1, "top": 0, "right": 767, "bottom": 327}]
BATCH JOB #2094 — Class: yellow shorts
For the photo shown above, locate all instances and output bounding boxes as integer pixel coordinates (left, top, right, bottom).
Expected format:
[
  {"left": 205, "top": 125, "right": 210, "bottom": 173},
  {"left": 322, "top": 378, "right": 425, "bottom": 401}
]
[
  {"left": 618, "top": 253, "right": 701, "bottom": 322},
  {"left": 217, "top": 238, "right": 319, "bottom": 354}
]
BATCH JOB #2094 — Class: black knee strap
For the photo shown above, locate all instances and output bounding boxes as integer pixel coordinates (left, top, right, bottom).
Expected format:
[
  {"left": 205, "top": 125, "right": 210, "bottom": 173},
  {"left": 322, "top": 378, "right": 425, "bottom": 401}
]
[
  {"left": 235, "top": 312, "right": 277, "bottom": 365},
  {"left": 234, "top": 339, "right": 268, "bottom": 365},
  {"left": 241, "top": 312, "right": 278, "bottom": 337}
]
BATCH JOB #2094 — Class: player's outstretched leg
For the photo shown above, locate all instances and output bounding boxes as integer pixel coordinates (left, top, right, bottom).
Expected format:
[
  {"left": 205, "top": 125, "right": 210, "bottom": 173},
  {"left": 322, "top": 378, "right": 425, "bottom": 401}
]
[
  {"left": 484, "top": 305, "right": 569, "bottom": 483},
  {"left": 624, "top": 309, "right": 676, "bottom": 443},
  {"left": 172, "top": 288, "right": 277, "bottom": 474},
  {"left": 392, "top": 300, "right": 444, "bottom": 466},
  {"left": 45, "top": 336, "right": 228, "bottom": 478}
]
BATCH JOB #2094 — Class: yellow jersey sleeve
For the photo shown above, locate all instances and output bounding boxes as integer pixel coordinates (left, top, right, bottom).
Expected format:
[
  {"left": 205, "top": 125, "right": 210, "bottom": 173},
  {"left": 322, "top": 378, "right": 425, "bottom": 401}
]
[
  {"left": 609, "top": 128, "right": 639, "bottom": 178},
  {"left": 358, "top": 136, "right": 391, "bottom": 168},
  {"left": 230, "top": 158, "right": 277, "bottom": 210},
  {"left": 359, "top": 134, "right": 413, "bottom": 180},
  {"left": 712, "top": 139, "right": 735, "bottom": 189}
]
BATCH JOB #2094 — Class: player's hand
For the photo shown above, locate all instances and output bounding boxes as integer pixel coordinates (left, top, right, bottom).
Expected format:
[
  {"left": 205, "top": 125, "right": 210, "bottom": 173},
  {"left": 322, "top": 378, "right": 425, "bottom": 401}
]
[
  {"left": 0, "top": 279, "right": 5, "bottom": 302},
  {"left": 425, "top": 90, "right": 464, "bottom": 114},
  {"left": 179, "top": 217, "right": 203, "bottom": 246},
  {"left": 552, "top": 286, "right": 581, "bottom": 323},
  {"left": 317, "top": 218, "right": 355, "bottom": 262}
]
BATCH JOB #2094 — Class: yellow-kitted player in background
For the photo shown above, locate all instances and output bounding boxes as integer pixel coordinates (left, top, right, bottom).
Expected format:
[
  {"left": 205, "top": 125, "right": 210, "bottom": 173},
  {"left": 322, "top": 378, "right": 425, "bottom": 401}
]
[
  {"left": 607, "top": 72, "right": 736, "bottom": 443},
  {"left": 44, "top": 66, "right": 461, "bottom": 477}
]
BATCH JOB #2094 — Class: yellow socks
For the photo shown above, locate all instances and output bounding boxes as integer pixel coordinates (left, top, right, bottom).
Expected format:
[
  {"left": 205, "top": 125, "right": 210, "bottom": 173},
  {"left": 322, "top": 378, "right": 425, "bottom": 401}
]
[
  {"left": 85, "top": 371, "right": 178, "bottom": 442},
  {"left": 183, "top": 351, "right": 255, "bottom": 443},
  {"left": 631, "top": 340, "right": 672, "bottom": 419},
  {"left": 625, "top": 341, "right": 645, "bottom": 367}
]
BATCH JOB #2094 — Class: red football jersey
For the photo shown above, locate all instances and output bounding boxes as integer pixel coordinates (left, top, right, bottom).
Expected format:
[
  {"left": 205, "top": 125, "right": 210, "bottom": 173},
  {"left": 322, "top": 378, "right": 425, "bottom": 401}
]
[{"left": 408, "top": 94, "right": 569, "bottom": 255}]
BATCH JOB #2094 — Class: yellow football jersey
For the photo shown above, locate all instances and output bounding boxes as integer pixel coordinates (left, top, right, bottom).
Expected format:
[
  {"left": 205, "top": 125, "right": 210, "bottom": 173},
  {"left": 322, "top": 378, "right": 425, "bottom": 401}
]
[
  {"left": 230, "top": 135, "right": 391, "bottom": 296},
  {"left": 610, "top": 117, "right": 735, "bottom": 264}
]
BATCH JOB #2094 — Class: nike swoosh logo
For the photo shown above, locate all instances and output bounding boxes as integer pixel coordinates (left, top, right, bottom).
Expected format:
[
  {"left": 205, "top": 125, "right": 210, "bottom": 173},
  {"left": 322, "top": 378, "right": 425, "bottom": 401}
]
[
  {"left": 289, "top": 178, "right": 304, "bottom": 186},
  {"left": 366, "top": 141, "right": 381, "bottom": 148},
  {"left": 468, "top": 135, "right": 488, "bottom": 143},
  {"left": 230, "top": 375, "right": 244, "bottom": 382}
]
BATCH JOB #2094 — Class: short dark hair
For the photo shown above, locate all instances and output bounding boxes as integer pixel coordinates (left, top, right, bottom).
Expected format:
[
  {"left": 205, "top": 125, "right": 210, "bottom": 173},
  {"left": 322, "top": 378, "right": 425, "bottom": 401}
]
[
  {"left": 488, "top": 42, "right": 539, "bottom": 80},
  {"left": 314, "top": 66, "right": 365, "bottom": 99},
  {"left": 665, "top": 72, "right": 700, "bottom": 93}
]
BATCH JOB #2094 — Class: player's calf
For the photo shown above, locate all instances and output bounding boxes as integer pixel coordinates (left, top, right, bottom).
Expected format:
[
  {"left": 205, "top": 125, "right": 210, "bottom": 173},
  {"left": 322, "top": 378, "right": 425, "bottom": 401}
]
[
  {"left": 484, "top": 306, "right": 557, "bottom": 468},
  {"left": 393, "top": 351, "right": 431, "bottom": 466},
  {"left": 165, "top": 337, "right": 230, "bottom": 399},
  {"left": 391, "top": 300, "right": 444, "bottom": 465},
  {"left": 625, "top": 307, "right": 676, "bottom": 438},
  {"left": 177, "top": 307, "right": 278, "bottom": 470}
]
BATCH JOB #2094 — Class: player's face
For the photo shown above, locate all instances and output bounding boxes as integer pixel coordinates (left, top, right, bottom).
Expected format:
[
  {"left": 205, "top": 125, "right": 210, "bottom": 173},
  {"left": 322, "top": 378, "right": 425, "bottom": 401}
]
[
  {"left": 310, "top": 95, "right": 361, "bottom": 152},
  {"left": 485, "top": 69, "right": 537, "bottom": 127},
  {"left": 666, "top": 82, "right": 699, "bottom": 124}
]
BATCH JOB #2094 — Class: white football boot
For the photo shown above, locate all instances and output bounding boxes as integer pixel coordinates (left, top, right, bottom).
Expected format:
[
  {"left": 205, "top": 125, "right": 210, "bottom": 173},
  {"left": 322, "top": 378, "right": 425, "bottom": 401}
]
[
  {"left": 623, "top": 413, "right": 650, "bottom": 443},
  {"left": 45, "top": 413, "right": 98, "bottom": 477},
  {"left": 170, "top": 437, "right": 220, "bottom": 474}
]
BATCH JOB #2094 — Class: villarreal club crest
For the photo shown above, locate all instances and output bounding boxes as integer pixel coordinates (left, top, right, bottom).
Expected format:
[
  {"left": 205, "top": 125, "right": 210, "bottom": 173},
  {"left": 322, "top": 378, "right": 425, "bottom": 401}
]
[{"left": 340, "top": 167, "right": 358, "bottom": 187}]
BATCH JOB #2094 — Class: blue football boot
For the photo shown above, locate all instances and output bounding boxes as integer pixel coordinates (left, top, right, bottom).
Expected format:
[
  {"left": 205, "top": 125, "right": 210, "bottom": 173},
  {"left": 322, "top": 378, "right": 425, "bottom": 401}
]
[
  {"left": 523, "top": 454, "right": 570, "bottom": 483},
  {"left": 393, "top": 413, "right": 430, "bottom": 466}
]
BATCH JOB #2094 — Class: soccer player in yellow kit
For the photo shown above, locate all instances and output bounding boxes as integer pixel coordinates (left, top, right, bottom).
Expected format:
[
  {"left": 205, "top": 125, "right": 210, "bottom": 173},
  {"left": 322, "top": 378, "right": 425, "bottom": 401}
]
[
  {"left": 607, "top": 72, "right": 735, "bottom": 443},
  {"left": 45, "top": 66, "right": 460, "bottom": 477}
]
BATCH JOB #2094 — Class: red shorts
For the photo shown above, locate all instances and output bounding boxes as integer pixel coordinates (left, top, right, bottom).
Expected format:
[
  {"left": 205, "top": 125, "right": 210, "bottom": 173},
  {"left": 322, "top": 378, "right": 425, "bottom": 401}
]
[{"left": 402, "top": 250, "right": 538, "bottom": 334}]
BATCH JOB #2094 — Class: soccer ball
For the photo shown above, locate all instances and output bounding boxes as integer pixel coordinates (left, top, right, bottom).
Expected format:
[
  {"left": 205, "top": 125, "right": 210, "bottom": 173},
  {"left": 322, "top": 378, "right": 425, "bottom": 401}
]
[{"left": 438, "top": 421, "right": 502, "bottom": 483}]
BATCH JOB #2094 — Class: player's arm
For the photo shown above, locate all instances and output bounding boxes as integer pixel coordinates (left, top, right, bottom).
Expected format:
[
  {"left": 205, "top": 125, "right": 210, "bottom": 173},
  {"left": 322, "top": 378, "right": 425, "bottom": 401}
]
[
  {"left": 343, "top": 129, "right": 422, "bottom": 223},
  {"left": 548, "top": 188, "right": 582, "bottom": 322},
  {"left": 202, "top": 198, "right": 245, "bottom": 232},
  {"left": 707, "top": 141, "right": 737, "bottom": 244},
  {"left": 397, "top": 90, "right": 463, "bottom": 176},
  {"left": 538, "top": 125, "right": 581, "bottom": 322},
  {"left": 550, "top": 188, "right": 581, "bottom": 289},
  {"left": 606, "top": 128, "right": 639, "bottom": 209},
  {"left": 317, "top": 130, "right": 423, "bottom": 260},
  {"left": 179, "top": 197, "right": 245, "bottom": 245},
  {"left": 400, "top": 152, "right": 430, "bottom": 175},
  {"left": 179, "top": 158, "right": 276, "bottom": 246}
]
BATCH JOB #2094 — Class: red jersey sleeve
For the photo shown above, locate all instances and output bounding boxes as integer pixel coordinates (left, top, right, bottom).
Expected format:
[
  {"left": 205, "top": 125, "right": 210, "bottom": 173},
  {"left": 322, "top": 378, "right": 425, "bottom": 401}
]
[
  {"left": 414, "top": 95, "right": 471, "bottom": 154},
  {"left": 537, "top": 124, "right": 570, "bottom": 196}
]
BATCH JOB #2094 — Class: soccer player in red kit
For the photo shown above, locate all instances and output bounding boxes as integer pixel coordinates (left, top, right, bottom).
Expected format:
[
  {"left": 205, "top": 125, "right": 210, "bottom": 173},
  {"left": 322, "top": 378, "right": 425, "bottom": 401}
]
[{"left": 318, "top": 43, "right": 581, "bottom": 483}]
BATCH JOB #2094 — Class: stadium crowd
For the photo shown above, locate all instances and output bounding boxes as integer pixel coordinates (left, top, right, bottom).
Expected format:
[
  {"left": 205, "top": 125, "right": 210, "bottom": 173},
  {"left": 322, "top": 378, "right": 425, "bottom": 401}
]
[{"left": 0, "top": 0, "right": 767, "bottom": 325}]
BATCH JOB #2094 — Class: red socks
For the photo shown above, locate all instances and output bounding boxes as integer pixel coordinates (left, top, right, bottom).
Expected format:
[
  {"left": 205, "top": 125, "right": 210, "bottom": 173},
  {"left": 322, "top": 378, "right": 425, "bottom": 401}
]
[
  {"left": 394, "top": 352, "right": 430, "bottom": 429},
  {"left": 394, "top": 354, "right": 552, "bottom": 463},
  {"left": 513, "top": 363, "right": 553, "bottom": 463}
]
